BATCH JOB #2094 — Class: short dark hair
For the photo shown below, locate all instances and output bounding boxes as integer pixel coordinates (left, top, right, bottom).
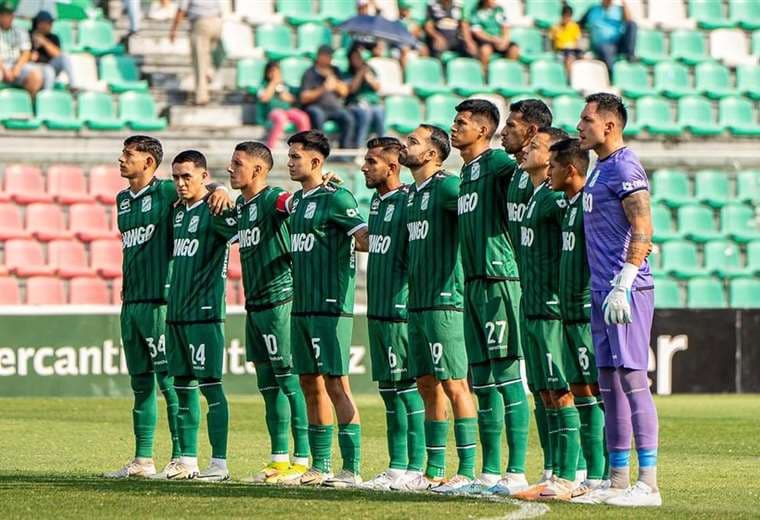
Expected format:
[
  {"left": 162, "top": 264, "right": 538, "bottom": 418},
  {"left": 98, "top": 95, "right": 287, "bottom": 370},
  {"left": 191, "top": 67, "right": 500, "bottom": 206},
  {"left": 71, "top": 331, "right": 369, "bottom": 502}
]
[
  {"left": 586, "top": 92, "right": 628, "bottom": 128},
  {"left": 367, "top": 136, "right": 402, "bottom": 153},
  {"left": 420, "top": 124, "right": 451, "bottom": 161},
  {"left": 537, "top": 126, "right": 570, "bottom": 144},
  {"left": 549, "top": 138, "right": 589, "bottom": 176},
  {"left": 124, "top": 135, "right": 163, "bottom": 168},
  {"left": 172, "top": 149, "right": 207, "bottom": 170},
  {"left": 235, "top": 141, "right": 273, "bottom": 170},
  {"left": 455, "top": 98, "right": 500, "bottom": 136},
  {"left": 561, "top": 5, "right": 573, "bottom": 16},
  {"left": 509, "top": 99, "right": 553, "bottom": 128},
  {"left": 287, "top": 130, "right": 330, "bottom": 159}
]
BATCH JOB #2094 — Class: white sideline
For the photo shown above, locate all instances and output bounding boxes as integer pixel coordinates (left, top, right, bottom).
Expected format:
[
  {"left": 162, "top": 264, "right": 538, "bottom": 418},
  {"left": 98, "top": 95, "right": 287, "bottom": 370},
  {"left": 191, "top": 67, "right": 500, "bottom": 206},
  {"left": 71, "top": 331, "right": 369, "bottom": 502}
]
[{"left": 478, "top": 499, "right": 550, "bottom": 520}]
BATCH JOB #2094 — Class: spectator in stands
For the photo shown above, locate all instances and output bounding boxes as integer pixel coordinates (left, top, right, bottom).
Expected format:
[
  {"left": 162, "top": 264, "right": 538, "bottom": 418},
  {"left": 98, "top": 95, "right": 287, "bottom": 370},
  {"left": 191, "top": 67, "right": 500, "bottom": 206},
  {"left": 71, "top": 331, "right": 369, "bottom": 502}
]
[
  {"left": 549, "top": 5, "right": 583, "bottom": 77},
  {"left": 300, "top": 45, "right": 357, "bottom": 150},
  {"left": 29, "top": 10, "right": 75, "bottom": 90},
  {"left": 424, "top": 0, "right": 477, "bottom": 59},
  {"left": 0, "top": 3, "right": 44, "bottom": 97},
  {"left": 258, "top": 60, "right": 311, "bottom": 150},
  {"left": 170, "top": 0, "right": 222, "bottom": 106},
  {"left": 123, "top": 0, "right": 141, "bottom": 40},
  {"left": 468, "top": 0, "right": 511, "bottom": 73},
  {"left": 346, "top": 44, "right": 385, "bottom": 149},
  {"left": 579, "top": 0, "right": 636, "bottom": 78}
]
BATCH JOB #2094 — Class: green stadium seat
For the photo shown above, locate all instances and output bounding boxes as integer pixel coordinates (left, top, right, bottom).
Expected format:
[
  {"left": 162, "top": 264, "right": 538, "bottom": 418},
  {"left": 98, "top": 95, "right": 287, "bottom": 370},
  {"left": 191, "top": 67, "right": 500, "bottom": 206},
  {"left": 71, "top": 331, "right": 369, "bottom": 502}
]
[
  {"left": 53, "top": 20, "right": 80, "bottom": 53},
  {"left": 530, "top": 60, "right": 574, "bottom": 97},
  {"left": 670, "top": 30, "right": 710, "bottom": 65},
  {"left": 256, "top": 24, "right": 298, "bottom": 60},
  {"left": 730, "top": 0, "right": 760, "bottom": 30},
  {"left": 405, "top": 58, "right": 451, "bottom": 98},
  {"left": 695, "top": 62, "right": 737, "bottom": 99},
  {"left": 736, "top": 170, "right": 759, "bottom": 203},
  {"left": 236, "top": 58, "right": 266, "bottom": 94},
  {"left": 677, "top": 204, "right": 723, "bottom": 243},
  {"left": 0, "top": 89, "right": 41, "bottom": 130},
  {"left": 721, "top": 203, "right": 760, "bottom": 243},
  {"left": 77, "top": 20, "right": 124, "bottom": 57},
  {"left": 119, "top": 92, "right": 167, "bottom": 131},
  {"left": 687, "top": 277, "right": 727, "bottom": 308},
  {"left": 652, "top": 204, "right": 681, "bottom": 242},
  {"left": 279, "top": 56, "right": 311, "bottom": 90},
  {"left": 729, "top": 277, "right": 760, "bottom": 308},
  {"left": 55, "top": 0, "right": 103, "bottom": 20},
  {"left": 654, "top": 61, "right": 696, "bottom": 99},
  {"left": 654, "top": 276, "right": 683, "bottom": 308},
  {"left": 425, "top": 93, "right": 463, "bottom": 129},
  {"left": 384, "top": 95, "right": 423, "bottom": 134},
  {"left": 662, "top": 240, "right": 707, "bottom": 279},
  {"left": 319, "top": 0, "right": 357, "bottom": 25},
  {"left": 99, "top": 55, "right": 148, "bottom": 93},
  {"left": 350, "top": 170, "right": 375, "bottom": 205},
  {"left": 488, "top": 59, "right": 533, "bottom": 97},
  {"left": 736, "top": 65, "right": 760, "bottom": 101},
  {"left": 297, "top": 23, "right": 332, "bottom": 58},
  {"left": 746, "top": 240, "right": 760, "bottom": 274},
  {"left": 552, "top": 95, "right": 585, "bottom": 133},
  {"left": 525, "top": 0, "right": 561, "bottom": 28},
  {"left": 678, "top": 96, "right": 723, "bottom": 137},
  {"left": 636, "top": 96, "right": 683, "bottom": 136},
  {"left": 754, "top": 30, "right": 760, "bottom": 55},
  {"left": 613, "top": 61, "right": 656, "bottom": 99},
  {"left": 447, "top": 58, "right": 492, "bottom": 96},
  {"left": 694, "top": 169, "right": 731, "bottom": 208},
  {"left": 718, "top": 96, "right": 760, "bottom": 137},
  {"left": 566, "top": 0, "right": 596, "bottom": 19},
  {"left": 689, "top": 0, "right": 734, "bottom": 29},
  {"left": 77, "top": 91, "right": 123, "bottom": 131},
  {"left": 704, "top": 240, "right": 746, "bottom": 279},
  {"left": 636, "top": 29, "right": 669, "bottom": 65},
  {"left": 276, "top": 0, "right": 321, "bottom": 25},
  {"left": 652, "top": 169, "right": 692, "bottom": 208},
  {"left": 404, "top": 0, "right": 429, "bottom": 22},
  {"left": 509, "top": 27, "right": 552, "bottom": 64},
  {"left": 36, "top": 90, "right": 82, "bottom": 130},
  {"left": 649, "top": 244, "right": 662, "bottom": 274}
]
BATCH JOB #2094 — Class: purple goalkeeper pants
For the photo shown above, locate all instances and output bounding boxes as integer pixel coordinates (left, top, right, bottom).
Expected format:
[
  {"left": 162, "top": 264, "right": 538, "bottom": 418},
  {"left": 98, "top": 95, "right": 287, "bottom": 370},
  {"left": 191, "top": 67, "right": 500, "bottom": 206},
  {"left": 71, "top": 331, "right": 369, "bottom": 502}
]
[{"left": 591, "top": 288, "right": 654, "bottom": 370}]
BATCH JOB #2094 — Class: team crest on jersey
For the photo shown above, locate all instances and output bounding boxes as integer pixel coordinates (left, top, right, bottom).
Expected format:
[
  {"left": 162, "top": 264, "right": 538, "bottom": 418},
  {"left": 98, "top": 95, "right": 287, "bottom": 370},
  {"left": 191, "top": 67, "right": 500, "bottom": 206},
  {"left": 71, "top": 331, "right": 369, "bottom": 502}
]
[
  {"left": 292, "top": 198, "right": 300, "bottom": 211},
  {"left": 305, "top": 202, "right": 317, "bottom": 219},
  {"left": 188, "top": 215, "right": 200, "bottom": 233},
  {"left": 119, "top": 198, "right": 131, "bottom": 214},
  {"left": 384, "top": 204, "right": 395, "bottom": 222},
  {"left": 174, "top": 211, "right": 184, "bottom": 227},
  {"left": 518, "top": 172, "right": 529, "bottom": 188},
  {"left": 371, "top": 198, "right": 380, "bottom": 211},
  {"left": 141, "top": 196, "right": 152, "bottom": 213},
  {"left": 421, "top": 192, "right": 430, "bottom": 210},
  {"left": 569, "top": 207, "right": 578, "bottom": 226},
  {"left": 249, "top": 204, "right": 258, "bottom": 222},
  {"left": 471, "top": 161, "right": 481, "bottom": 180},
  {"left": 407, "top": 192, "right": 415, "bottom": 206},
  {"left": 556, "top": 199, "right": 567, "bottom": 209},
  {"left": 346, "top": 208, "right": 358, "bottom": 217}
]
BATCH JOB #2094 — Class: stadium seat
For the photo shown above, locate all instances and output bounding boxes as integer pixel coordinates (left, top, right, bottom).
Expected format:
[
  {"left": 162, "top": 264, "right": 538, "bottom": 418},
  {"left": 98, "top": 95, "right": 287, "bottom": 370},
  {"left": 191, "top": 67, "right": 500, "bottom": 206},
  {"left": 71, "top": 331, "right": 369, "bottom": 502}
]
[
  {"left": 509, "top": 27, "right": 552, "bottom": 63},
  {"left": 384, "top": 95, "right": 423, "bottom": 134},
  {"left": 225, "top": 243, "right": 241, "bottom": 281},
  {"left": 687, "top": 276, "right": 727, "bottom": 308},
  {"left": 77, "top": 19, "right": 124, "bottom": 56},
  {"left": 677, "top": 96, "right": 723, "bottom": 137},
  {"left": 47, "top": 165, "right": 93, "bottom": 204},
  {"left": 613, "top": 61, "right": 656, "bottom": 99},
  {"left": 718, "top": 96, "right": 760, "bottom": 137},
  {"left": 111, "top": 276, "right": 123, "bottom": 304},
  {"left": 237, "top": 58, "right": 266, "bottom": 95},
  {"left": 425, "top": 93, "right": 463, "bottom": 129},
  {"left": 447, "top": 58, "right": 492, "bottom": 96},
  {"left": 747, "top": 240, "right": 760, "bottom": 274},
  {"left": 525, "top": 0, "right": 561, "bottom": 28},
  {"left": 755, "top": 30, "right": 760, "bottom": 55},
  {"left": 67, "top": 52, "right": 108, "bottom": 92},
  {"left": 729, "top": 277, "right": 760, "bottom": 308},
  {"left": 53, "top": 19, "right": 79, "bottom": 52},
  {"left": 648, "top": 243, "right": 662, "bottom": 275},
  {"left": 36, "top": 91, "right": 83, "bottom": 131},
  {"left": 226, "top": 279, "right": 241, "bottom": 306},
  {"left": 297, "top": 23, "right": 332, "bottom": 58},
  {"left": 275, "top": 0, "right": 320, "bottom": 25},
  {"left": 636, "top": 29, "right": 669, "bottom": 65},
  {"left": 661, "top": 240, "right": 707, "bottom": 279},
  {"left": 654, "top": 61, "right": 696, "bottom": 99},
  {"left": 694, "top": 169, "right": 731, "bottom": 208},
  {"left": 736, "top": 65, "right": 760, "bottom": 101},
  {"left": 709, "top": 29, "right": 755, "bottom": 67},
  {"left": 677, "top": 204, "right": 723, "bottom": 243},
  {"left": 69, "top": 203, "right": 118, "bottom": 242},
  {"left": 531, "top": 59, "right": 574, "bottom": 97},
  {"left": 566, "top": 0, "right": 595, "bottom": 18},
  {"left": 255, "top": 24, "right": 298, "bottom": 60},
  {"left": 695, "top": 62, "right": 737, "bottom": 99},
  {"left": 26, "top": 203, "right": 73, "bottom": 241},
  {"left": 319, "top": 0, "right": 357, "bottom": 25},
  {"left": 99, "top": 55, "right": 149, "bottom": 93},
  {"left": 3, "top": 165, "right": 53, "bottom": 204},
  {"left": 48, "top": 239, "right": 94, "bottom": 278},
  {"left": 488, "top": 59, "right": 532, "bottom": 97},
  {"left": 654, "top": 276, "right": 683, "bottom": 308},
  {"left": 571, "top": 59, "right": 613, "bottom": 95},
  {"left": 90, "top": 165, "right": 123, "bottom": 204},
  {"left": 119, "top": 92, "right": 167, "bottom": 131},
  {"left": 367, "top": 58, "right": 410, "bottom": 96},
  {"left": 78, "top": 91, "right": 124, "bottom": 131},
  {"left": 652, "top": 203, "right": 681, "bottom": 242},
  {"left": 500, "top": 0, "right": 534, "bottom": 27},
  {"left": 704, "top": 240, "right": 746, "bottom": 279},
  {"left": 0, "top": 89, "right": 41, "bottom": 130},
  {"left": 70, "top": 276, "right": 110, "bottom": 305},
  {"left": 729, "top": 0, "right": 760, "bottom": 30},
  {"left": 721, "top": 203, "right": 760, "bottom": 243},
  {"left": 736, "top": 170, "right": 759, "bottom": 203},
  {"left": 670, "top": 30, "right": 710, "bottom": 65},
  {"left": 221, "top": 20, "right": 259, "bottom": 60},
  {"left": 0, "top": 203, "right": 31, "bottom": 240},
  {"left": 236, "top": 0, "right": 283, "bottom": 26},
  {"left": 55, "top": 0, "right": 103, "bottom": 21},
  {"left": 636, "top": 96, "right": 683, "bottom": 136},
  {"left": 405, "top": 57, "right": 451, "bottom": 97},
  {"left": 624, "top": 0, "right": 653, "bottom": 29},
  {"left": 648, "top": 0, "right": 696, "bottom": 31},
  {"left": 26, "top": 276, "right": 66, "bottom": 305},
  {"left": 90, "top": 239, "right": 122, "bottom": 278},
  {"left": 0, "top": 277, "right": 21, "bottom": 305},
  {"left": 4, "top": 240, "right": 55, "bottom": 277},
  {"left": 279, "top": 56, "right": 312, "bottom": 90},
  {"left": 551, "top": 95, "right": 585, "bottom": 133},
  {"left": 689, "top": 0, "right": 733, "bottom": 29}
]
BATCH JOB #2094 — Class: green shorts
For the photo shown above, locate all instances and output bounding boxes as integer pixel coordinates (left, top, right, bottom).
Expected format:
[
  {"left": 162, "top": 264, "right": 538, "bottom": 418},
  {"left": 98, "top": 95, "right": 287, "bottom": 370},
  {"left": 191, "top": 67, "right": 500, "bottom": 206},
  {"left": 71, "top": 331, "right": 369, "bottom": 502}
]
[
  {"left": 523, "top": 318, "right": 569, "bottom": 391},
  {"left": 166, "top": 322, "right": 225, "bottom": 379},
  {"left": 563, "top": 321, "right": 598, "bottom": 385},
  {"left": 408, "top": 310, "right": 468, "bottom": 381},
  {"left": 464, "top": 279, "right": 522, "bottom": 364},
  {"left": 368, "top": 319, "right": 410, "bottom": 382},
  {"left": 121, "top": 303, "right": 168, "bottom": 375},
  {"left": 291, "top": 314, "right": 353, "bottom": 376},
  {"left": 245, "top": 301, "right": 293, "bottom": 371}
]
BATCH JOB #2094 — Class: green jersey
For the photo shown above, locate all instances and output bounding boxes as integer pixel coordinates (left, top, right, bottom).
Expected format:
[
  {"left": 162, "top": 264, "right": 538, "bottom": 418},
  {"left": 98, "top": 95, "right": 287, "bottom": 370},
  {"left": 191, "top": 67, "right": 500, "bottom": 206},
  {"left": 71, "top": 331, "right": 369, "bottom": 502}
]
[
  {"left": 407, "top": 172, "right": 464, "bottom": 312},
  {"left": 366, "top": 186, "right": 410, "bottom": 321},
  {"left": 236, "top": 187, "right": 294, "bottom": 310},
  {"left": 167, "top": 201, "right": 239, "bottom": 323},
  {"left": 458, "top": 148, "right": 519, "bottom": 281},
  {"left": 519, "top": 182, "right": 566, "bottom": 319},
  {"left": 117, "top": 178, "right": 177, "bottom": 304},
  {"left": 559, "top": 191, "right": 591, "bottom": 322},
  {"left": 469, "top": 6, "right": 507, "bottom": 37},
  {"left": 506, "top": 166, "right": 533, "bottom": 269},
  {"left": 289, "top": 183, "right": 367, "bottom": 316}
]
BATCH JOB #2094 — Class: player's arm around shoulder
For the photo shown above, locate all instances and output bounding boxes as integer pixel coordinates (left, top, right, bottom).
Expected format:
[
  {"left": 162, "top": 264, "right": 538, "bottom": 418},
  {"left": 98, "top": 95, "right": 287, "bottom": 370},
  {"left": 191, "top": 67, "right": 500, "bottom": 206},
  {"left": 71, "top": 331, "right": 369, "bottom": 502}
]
[
  {"left": 332, "top": 187, "right": 369, "bottom": 251},
  {"left": 491, "top": 148, "right": 518, "bottom": 179},
  {"left": 205, "top": 182, "right": 235, "bottom": 215},
  {"left": 440, "top": 172, "right": 461, "bottom": 212},
  {"left": 210, "top": 206, "right": 240, "bottom": 241}
]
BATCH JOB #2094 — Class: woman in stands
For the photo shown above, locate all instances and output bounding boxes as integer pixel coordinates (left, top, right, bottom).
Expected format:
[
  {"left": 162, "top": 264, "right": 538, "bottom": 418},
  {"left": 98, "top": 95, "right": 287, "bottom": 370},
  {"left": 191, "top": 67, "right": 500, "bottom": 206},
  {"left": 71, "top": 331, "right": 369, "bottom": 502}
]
[
  {"left": 345, "top": 44, "right": 385, "bottom": 150},
  {"left": 29, "top": 10, "right": 75, "bottom": 90},
  {"left": 257, "top": 60, "right": 311, "bottom": 150}
]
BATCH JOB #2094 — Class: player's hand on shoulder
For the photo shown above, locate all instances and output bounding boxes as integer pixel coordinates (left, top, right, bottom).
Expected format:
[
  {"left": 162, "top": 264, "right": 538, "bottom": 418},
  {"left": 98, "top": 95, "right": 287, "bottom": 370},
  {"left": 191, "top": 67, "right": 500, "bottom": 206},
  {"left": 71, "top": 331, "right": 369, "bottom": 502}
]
[
  {"left": 322, "top": 171, "right": 343, "bottom": 186},
  {"left": 206, "top": 185, "right": 234, "bottom": 215}
]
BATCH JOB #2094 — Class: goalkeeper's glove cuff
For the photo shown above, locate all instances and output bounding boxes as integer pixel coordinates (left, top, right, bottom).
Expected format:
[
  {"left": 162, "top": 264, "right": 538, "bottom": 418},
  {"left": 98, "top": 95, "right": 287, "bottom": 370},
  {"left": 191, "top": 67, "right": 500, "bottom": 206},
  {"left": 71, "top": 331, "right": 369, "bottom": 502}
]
[{"left": 616, "top": 263, "right": 639, "bottom": 290}]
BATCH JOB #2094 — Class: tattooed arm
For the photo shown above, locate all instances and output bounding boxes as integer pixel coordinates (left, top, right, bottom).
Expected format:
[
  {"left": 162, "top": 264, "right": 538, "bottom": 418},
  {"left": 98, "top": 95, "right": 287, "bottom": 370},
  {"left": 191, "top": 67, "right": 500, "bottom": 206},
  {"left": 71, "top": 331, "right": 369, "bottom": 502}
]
[{"left": 622, "top": 190, "right": 653, "bottom": 268}]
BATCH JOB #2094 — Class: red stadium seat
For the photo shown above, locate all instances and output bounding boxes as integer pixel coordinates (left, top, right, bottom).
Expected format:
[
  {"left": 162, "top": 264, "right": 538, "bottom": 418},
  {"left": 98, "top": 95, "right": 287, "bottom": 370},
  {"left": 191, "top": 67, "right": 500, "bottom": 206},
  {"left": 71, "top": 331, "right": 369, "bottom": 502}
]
[
  {"left": 69, "top": 276, "right": 110, "bottom": 304},
  {"left": 90, "top": 165, "right": 124, "bottom": 204},
  {"left": 3, "top": 165, "right": 54, "bottom": 204},
  {"left": 25, "top": 203, "right": 73, "bottom": 241},
  {"left": 0, "top": 277, "right": 21, "bottom": 304},
  {"left": 26, "top": 276, "right": 65, "bottom": 304},
  {"left": 226, "top": 279, "right": 240, "bottom": 305},
  {"left": 3, "top": 239, "right": 55, "bottom": 277},
  {"left": 48, "top": 239, "right": 95, "bottom": 278},
  {"left": 47, "top": 165, "right": 94, "bottom": 204},
  {"left": 69, "top": 203, "right": 119, "bottom": 241},
  {"left": 0, "top": 203, "right": 31, "bottom": 239},
  {"left": 91, "top": 239, "right": 122, "bottom": 278},
  {"left": 227, "top": 243, "right": 242, "bottom": 280},
  {"left": 111, "top": 277, "right": 123, "bottom": 304}
]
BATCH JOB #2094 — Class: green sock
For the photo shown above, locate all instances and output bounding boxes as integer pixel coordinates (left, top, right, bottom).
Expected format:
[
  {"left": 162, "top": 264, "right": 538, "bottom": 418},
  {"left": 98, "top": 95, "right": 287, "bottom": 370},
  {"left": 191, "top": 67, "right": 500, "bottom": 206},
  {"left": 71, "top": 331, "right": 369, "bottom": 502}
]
[
  {"left": 499, "top": 379, "right": 529, "bottom": 474},
  {"left": 257, "top": 363, "right": 290, "bottom": 457},
  {"left": 131, "top": 374, "right": 157, "bottom": 459},
  {"left": 557, "top": 405, "right": 581, "bottom": 481},
  {"left": 276, "top": 369, "right": 310, "bottom": 459},
  {"left": 156, "top": 372, "right": 181, "bottom": 459},
  {"left": 199, "top": 380, "right": 229, "bottom": 459},
  {"left": 454, "top": 417, "right": 478, "bottom": 479},
  {"left": 473, "top": 384, "right": 504, "bottom": 476},
  {"left": 576, "top": 395, "right": 606, "bottom": 480},
  {"left": 308, "top": 424, "right": 334, "bottom": 473},
  {"left": 397, "top": 382, "right": 426, "bottom": 472},
  {"left": 424, "top": 420, "right": 449, "bottom": 479},
  {"left": 546, "top": 407, "right": 560, "bottom": 474},
  {"left": 379, "top": 382, "right": 408, "bottom": 470},
  {"left": 577, "top": 447, "right": 587, "bottom": 472},
  {"left": 174, "top": 377, "right": 200, "bottom": 457},
  {"left": 533, "top": 397, "right": 552, "bottom": 470},
  {"left": 338, "top": 423, "right": 362, "bottom": 474}
]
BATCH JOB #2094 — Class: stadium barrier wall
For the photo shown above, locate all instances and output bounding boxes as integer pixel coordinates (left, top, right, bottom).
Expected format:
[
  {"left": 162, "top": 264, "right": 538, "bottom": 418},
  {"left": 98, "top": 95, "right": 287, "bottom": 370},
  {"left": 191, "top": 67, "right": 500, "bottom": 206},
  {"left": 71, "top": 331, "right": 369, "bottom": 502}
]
[{"left": 0, "top": 308, "right": 757, "bottom": 396}]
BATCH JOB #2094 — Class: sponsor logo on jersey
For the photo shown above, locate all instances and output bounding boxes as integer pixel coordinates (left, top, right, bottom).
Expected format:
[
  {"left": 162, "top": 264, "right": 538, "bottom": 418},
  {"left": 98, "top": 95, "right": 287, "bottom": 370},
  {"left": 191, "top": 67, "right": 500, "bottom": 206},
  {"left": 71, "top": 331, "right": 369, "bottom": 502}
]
[
  {"left": 518, "top": 172, "right": 529, "bottom": 188},
  {"left": 346, "top": 208, "right": 358, "bottom": 218},
  {"left": 568, "top": 207, "right": 578, "bottom": 226},
  {"left": 384, "top": 204, "right": 395, "bottom": 222},
  {"left": 305, "top": 202, "right": 317, "bottom": 219},
  {"left": 291, "top": 232, "right": 315, "bottom": 252},
  {"left": 471, "top": 161, "right": 480, "bottom": 180},
  {"left": 122, "top": 224, "right": 156, "bottom": 249},
  {"left": 562, "top": 230, "right": 576, "bottom": 251},
  {"left": 520, "top": 226, "right": 534, "bottom": 247},
  {"left": 249, "top": 204, "right": 257, "bottom": 222},
  {"left": 583, "top": 192, "right": 593, "bottom": 213},
  {"left": 507, "top": 202, "right": 527, "bottom": 223},
  {"left": 457, "top": 192, "right": 478, "bottom": 215},
  {"left": 118, "top": 198, "right": 131, "bottom": 214},
  {"left": 407, "top": 220, "right": 429, "bottom": 241},
  {"left": 368, "top": 234, "right": 391, "bottom": 254},
  {"left": 173, "top": 237, "right": 199, "bottom": 256},
  {"left": 421, "top": 192, "right": 430, "bottom": 211},
  {"left": 141, "top": 196, "right": 152, "bottom": 213},
  {"left": 556, "top": 199, "right": 567, "bottom": 209},
  {"left": 174, "top": 211, "right": 184, "bottom": 227},
  {"left": 239, "top": 227, "right": 261, "bottom": 248},
  {"left": 622, "top": 179, "right": 647, "bottom": 192},
  {"left": 188, "top": 215, "right": 200, "bottom": 233},
  {"left": 588, "top": 168, "right": 600, "bottom": 187}
]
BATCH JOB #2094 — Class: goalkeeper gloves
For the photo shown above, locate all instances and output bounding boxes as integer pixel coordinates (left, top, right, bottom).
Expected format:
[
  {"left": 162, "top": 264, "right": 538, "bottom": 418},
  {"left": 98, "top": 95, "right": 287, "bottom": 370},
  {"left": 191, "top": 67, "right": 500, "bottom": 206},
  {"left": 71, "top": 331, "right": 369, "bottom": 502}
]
[{"left": 602, "top": 263, "right": 639, "bottom": 325}]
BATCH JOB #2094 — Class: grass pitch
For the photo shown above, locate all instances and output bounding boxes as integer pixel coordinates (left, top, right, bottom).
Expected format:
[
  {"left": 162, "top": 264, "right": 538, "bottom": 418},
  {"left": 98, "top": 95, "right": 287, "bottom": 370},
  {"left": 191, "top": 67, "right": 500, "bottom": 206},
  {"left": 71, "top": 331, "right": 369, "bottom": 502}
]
[{"left": 0, "top": 394, "right": 758, "bottom": 519}]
